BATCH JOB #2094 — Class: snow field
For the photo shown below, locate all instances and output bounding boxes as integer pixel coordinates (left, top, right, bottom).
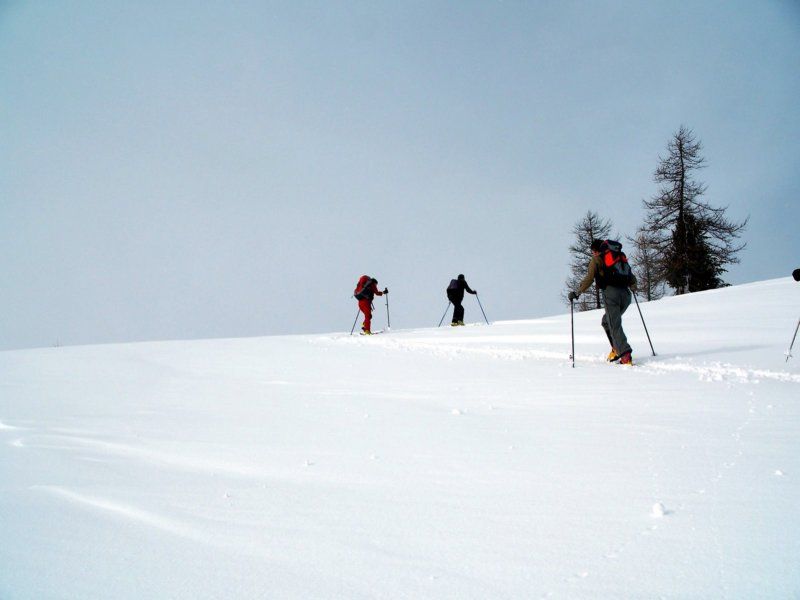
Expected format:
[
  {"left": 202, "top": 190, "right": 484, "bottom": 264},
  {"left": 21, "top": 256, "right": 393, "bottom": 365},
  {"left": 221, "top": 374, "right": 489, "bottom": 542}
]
[{"left": 1, "top": 277, "right": 799, "bottom": 598}]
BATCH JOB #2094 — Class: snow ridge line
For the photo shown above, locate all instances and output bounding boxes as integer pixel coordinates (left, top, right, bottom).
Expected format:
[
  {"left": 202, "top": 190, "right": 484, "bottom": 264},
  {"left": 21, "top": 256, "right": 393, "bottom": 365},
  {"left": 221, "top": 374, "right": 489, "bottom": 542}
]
[
  {"left": 32, "top": 485, "right": 210, "bottom": 542},
  {"left": 33, "top": 434, "right": 269, "bottom": 478}
]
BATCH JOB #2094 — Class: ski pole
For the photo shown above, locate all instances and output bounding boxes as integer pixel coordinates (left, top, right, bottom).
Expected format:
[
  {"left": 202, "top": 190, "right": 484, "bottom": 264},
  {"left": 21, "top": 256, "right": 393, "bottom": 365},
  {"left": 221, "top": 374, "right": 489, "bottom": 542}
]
[
  {"left": 350, "top": 307, "right": 361, "bottom": 335},
  {"left": 385, "top": 292, "right": 391, "bottom": 330},
  {"left": 476, "top": 293, "right": 490, "bottom": 325},
  {"left": 632, "top": 291, "right": 656, "bottom": 356},
  {"left": 786, "top": 317, "right": 800, "bottom": 362},
  {"left": 570, "top": 298, "right": 575, "bottom": 368},
  {"left": 438, "top": 302, "right": 452, "bottom": 327}
]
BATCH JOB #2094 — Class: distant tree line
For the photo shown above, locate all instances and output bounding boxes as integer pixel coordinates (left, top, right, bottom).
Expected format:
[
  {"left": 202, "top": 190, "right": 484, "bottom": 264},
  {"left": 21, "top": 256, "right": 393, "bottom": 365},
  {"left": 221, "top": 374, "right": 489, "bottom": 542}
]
[{"left": 564, "top": 126, "right": 748, "bottom": 310}]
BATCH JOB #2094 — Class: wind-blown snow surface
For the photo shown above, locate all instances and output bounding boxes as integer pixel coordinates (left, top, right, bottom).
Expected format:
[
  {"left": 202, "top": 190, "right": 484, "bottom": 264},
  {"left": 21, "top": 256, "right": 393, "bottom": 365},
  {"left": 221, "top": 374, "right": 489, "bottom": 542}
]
[{"left": 1, "top": 278, "right": 799, "bottom": 599}]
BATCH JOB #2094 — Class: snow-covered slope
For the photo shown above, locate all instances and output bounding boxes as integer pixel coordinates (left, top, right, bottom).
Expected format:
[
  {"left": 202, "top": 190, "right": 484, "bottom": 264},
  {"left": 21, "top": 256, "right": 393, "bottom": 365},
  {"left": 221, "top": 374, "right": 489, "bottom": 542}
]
[{"left": 1, "top": 278, "right": 799, "bottom": 599}]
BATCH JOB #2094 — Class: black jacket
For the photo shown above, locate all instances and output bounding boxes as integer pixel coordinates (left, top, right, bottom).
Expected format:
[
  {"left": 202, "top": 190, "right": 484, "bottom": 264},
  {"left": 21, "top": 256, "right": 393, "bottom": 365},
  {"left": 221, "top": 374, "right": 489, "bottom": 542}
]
[{"left": 446, "top": 278, "right": 475, "bottom": 303}]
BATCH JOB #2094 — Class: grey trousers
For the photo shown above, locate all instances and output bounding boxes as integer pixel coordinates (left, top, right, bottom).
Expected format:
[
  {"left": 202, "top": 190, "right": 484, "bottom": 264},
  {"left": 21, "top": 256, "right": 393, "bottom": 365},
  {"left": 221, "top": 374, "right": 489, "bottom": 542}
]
[{"left": 601, "top": 286, "right": 632, "bottom": 355}]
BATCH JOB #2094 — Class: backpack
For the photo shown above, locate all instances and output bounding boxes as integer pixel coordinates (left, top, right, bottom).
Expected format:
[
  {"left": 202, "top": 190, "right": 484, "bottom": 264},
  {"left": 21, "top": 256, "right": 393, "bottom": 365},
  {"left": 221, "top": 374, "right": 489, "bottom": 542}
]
[
  {"left": 599, "top": 240, "right": 633, "bottom": 288},
  {"left": 354, "top": 275, "right": 373, "bottom": 300},
  {"left": 447, "top": 279, "right": 459, "bottom": 292}
]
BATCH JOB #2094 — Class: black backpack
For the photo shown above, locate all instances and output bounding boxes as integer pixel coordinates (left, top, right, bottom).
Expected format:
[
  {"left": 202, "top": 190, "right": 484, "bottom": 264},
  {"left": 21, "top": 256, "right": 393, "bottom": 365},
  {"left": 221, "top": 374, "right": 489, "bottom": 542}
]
[
  {"left": 354, "top": 275, "right": 374, "bottom": 300},
  {"left": 600, "top": 240, "right": 633, "bottom": 288}
]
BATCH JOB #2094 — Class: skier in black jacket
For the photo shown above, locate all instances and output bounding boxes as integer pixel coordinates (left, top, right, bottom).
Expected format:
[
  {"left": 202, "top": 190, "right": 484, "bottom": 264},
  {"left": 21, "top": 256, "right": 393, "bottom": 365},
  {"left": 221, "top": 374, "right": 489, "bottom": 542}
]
[{"left": 446, "top": 274, "right": 477, "bottom": 326}]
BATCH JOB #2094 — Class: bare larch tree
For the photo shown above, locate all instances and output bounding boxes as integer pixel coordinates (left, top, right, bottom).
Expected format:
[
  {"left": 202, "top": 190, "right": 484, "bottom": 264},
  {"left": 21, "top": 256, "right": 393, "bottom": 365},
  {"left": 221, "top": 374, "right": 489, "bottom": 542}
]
[
  {"left": 627, "top": 227, "right": 666, "bottom": 301},
  {"left": 642, "top": 126, "right": 747, "bottom": 294}
]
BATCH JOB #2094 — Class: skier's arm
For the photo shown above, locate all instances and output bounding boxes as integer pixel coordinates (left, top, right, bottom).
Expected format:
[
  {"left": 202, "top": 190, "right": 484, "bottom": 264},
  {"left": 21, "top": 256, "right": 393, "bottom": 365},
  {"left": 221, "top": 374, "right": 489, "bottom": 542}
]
[
  {"left": 576, "top": 258, "right": 599, "bottom": 295},
  {"left": 464, "top": 281, "right": 476, "bottom": 294},
  {"left": 373, "top": 283, "right": 384, "bottom": 296}
]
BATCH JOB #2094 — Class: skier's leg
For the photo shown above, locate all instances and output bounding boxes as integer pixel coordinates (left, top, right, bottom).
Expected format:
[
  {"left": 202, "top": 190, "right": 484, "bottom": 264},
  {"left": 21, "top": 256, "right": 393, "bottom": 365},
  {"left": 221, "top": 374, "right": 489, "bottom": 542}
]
[
  {"left": 452, "top": 301, "right": 464, "bottom": 324},
  {"left": 359, "top": 299, "right": 372, "bottom": 332},
  {"left": 617, "top": 288, "right": 632, "bottom": 354},
  {"left": 601, "top": 311, "right": 617, "bottom": 360},
  {"left": 619, "top": 287, "right": 632, "bottom": 315},
  {"left": 601, "top": 313, "right": 614, "bottom": 347},
  {"left": 603, "top": 288, "right": 631, "bottom": 355}
]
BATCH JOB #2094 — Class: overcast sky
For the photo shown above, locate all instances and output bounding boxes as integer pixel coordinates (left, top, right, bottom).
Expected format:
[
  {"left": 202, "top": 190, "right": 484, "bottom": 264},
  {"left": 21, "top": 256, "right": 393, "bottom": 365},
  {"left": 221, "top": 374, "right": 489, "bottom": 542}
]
[{"left": 1, "top": 1, "right": 798, "bottom": 350}]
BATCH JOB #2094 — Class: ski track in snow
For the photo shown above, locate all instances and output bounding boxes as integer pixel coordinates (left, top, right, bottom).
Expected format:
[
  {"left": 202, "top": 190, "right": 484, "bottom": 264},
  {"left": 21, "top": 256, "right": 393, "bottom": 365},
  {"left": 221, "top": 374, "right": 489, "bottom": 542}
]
[
  {"left": 323, "top": 334, "right": 800, "bottom": 385},
  {"left": 323, "top": 335, "right": 601, "bottom": 363},
  {"left": 637, "top": 359, "right": 800, "bottom": 384}
]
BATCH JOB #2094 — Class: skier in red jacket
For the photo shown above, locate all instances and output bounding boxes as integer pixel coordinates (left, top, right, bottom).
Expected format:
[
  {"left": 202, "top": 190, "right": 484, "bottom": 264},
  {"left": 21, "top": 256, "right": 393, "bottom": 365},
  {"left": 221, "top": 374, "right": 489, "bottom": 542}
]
[{"left": 354, "top": 275, "right": 388, "bottom": 334}]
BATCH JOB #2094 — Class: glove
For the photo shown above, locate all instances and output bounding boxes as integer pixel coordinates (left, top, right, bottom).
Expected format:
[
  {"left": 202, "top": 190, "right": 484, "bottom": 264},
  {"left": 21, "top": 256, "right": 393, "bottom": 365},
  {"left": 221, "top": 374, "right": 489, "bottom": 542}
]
[
  {"left": 383, "top": 288, "right": 389, "bottom": 294},
  {"left": 629, "top": 282, "right": 638, "bottom": 293},
  {"left": 568, "top": 291, "right": 579, "bottom": 301}
]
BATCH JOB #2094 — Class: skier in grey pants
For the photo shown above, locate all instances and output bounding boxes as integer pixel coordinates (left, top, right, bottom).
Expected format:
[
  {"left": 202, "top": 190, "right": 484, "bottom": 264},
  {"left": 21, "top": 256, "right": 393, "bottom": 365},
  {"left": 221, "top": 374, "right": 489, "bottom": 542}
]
[
  {"left": 600, "top": 285, "right": 632, "bottom": 359},
  {"left": 569, "top": 239, "right": 637, "bottom": 364}
]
